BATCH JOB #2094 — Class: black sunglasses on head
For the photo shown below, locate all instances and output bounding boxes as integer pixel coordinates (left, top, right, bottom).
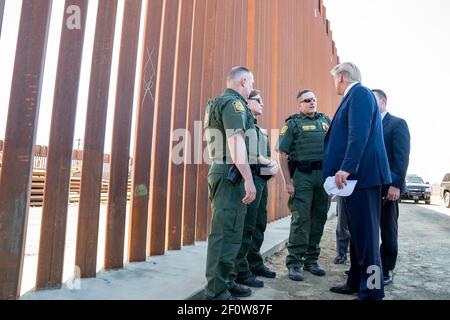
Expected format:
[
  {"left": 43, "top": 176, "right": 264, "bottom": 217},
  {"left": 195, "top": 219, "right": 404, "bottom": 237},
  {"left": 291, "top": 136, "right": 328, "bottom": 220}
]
[
  {"left": 299, "top": 98, "right": 317, "bottom": 104},
  {"left": 250, "top": 97, "right": 263, "bottom": 105}
]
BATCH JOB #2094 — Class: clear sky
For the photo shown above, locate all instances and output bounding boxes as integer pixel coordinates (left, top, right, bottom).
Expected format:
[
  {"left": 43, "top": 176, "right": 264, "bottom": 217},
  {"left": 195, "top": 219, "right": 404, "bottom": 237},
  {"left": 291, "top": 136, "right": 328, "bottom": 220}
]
[
  {"left": 1, "top": 1, "right": 450, "bottom": 184},
  {"left": 324, "top": 0, "right": 450, "bottom": 184}
]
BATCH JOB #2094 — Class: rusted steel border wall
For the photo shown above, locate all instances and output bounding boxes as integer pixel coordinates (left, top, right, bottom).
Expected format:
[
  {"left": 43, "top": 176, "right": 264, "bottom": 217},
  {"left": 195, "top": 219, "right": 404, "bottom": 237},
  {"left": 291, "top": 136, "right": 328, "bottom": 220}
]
[{"left": 0, "top": 0, "right": 339, "bottom": 299}]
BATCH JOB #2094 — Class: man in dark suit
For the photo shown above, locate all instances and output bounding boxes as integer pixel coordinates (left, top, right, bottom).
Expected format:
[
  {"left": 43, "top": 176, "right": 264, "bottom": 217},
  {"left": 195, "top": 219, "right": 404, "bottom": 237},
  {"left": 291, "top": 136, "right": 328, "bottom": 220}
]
[
  {"left": 372, "top": 89, "right": 410, "bottom": 286},
  {"left": 324, "top": 62, "right": 391, "bottom": 300}
]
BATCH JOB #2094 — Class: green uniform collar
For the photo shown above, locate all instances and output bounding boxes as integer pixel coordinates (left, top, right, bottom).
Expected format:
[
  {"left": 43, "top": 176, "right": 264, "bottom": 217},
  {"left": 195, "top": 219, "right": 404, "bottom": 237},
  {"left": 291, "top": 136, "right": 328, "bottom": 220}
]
[
  {"left": 223, "top": 88, "right": 248, "bottom": 104},
  {"left": 299, "top": 112, "right": 324, "bottom": 120},
  {"left": 286, "top": 112, "right": 324, "bottom": 122}
]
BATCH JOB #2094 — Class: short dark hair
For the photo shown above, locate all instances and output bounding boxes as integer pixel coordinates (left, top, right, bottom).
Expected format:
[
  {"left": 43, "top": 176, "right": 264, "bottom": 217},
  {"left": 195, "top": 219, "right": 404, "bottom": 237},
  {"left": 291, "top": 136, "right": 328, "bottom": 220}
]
[
  {"left": 228, "top": 66, "right": 252, "bottom": 81},
  {"left": 297, "top": 89, "right": 313, "bottom": 100},
  {"left": 372, "top": 89, "right": 387, "bottom": 101}
]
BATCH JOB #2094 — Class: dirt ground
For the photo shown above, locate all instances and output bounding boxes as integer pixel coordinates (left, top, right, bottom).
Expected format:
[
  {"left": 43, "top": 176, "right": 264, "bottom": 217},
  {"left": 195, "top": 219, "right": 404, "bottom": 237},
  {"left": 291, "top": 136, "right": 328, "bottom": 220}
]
[{"left": 247, "top": 196, "right": 450, "bottom": 300}]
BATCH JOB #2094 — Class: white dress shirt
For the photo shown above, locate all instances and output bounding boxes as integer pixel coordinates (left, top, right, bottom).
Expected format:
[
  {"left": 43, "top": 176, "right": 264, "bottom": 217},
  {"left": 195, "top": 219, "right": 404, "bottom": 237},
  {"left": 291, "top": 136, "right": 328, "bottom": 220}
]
[{"left": 344, "top": 81, "right": 359, "bottom": 98}]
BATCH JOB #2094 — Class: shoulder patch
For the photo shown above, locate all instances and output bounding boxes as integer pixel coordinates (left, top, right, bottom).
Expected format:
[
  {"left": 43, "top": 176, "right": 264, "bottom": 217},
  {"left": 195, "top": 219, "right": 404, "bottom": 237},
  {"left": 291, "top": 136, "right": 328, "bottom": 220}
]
[
  {"left": 232, "top": 100, "right": 245, "bottom": 113},
  {"left": 280, "top": 125, "right": 289, "bottom": 136},
  {"left": 322, "top": 122, "right": 329, "bottom": 132}
]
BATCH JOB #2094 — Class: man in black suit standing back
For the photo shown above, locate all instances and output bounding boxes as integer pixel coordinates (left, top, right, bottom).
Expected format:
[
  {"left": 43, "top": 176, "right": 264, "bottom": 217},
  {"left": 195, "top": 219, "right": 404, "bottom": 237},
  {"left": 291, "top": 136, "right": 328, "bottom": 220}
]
[{"left": 372, "top": 89, "right": 411, "bottom": 286}]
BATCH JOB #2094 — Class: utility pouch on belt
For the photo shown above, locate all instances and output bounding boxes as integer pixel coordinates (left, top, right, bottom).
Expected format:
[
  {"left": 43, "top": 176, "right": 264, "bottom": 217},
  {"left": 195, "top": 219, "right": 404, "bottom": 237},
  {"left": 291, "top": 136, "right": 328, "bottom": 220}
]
[
  {"left": 251, "top": 164, "right": 273, "bottom": 181},
  {"left": 227, "top": 165, "right": 242, "bottom": 186}
]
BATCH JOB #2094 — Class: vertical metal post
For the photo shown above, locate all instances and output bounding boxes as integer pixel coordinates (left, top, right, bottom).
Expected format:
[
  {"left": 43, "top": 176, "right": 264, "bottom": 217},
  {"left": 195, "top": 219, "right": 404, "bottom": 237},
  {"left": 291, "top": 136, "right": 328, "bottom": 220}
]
[
  {"left": 0, "top": 0, "right": 52, "bottom": 299},
  {"left": 210, "top": 0, "right": 225, "bottom": 99},
  {"left": 195, "top": 0, "right": 217, "bottom": 241},
  {"left": 36, "top": 0, "right": 89, "bottom": 290},
  {"left": 270, "top": 0, "right": 279, "bottom": 221},
  {"left": 182, "top": 0, "right": 207, "bottom": 246},
  {"left": 103, "top": 0, "right": 143, "bottom": 267},
  {"left": 128, "top": 0, "right": 164, "bottom": 261},
  {"left": 76, "top": 0, "right": 118, "bottom": 275},
  {"left": 167, "top": 0, "right": 195, "bottom": 251},
  {"left": 148, "top": 0, "right": 181, "bottom": 255},
  {"left": 246, "top": 0, "right": 255, "bottom": 70}
]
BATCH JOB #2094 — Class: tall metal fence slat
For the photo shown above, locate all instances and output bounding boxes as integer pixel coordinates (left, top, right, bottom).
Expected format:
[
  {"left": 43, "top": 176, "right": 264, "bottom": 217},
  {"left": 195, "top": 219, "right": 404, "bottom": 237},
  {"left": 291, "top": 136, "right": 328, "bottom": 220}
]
[
  {"left": 205, "top": 0, "right": 231, "bottom": 238},
  {"left": 195, "top": 0, "right": 218, "bottom": 242},
  {"left": 167, "top": 0, "right": 195, "bottom": 251},
  {"left": 0, "top": 0, "right": 53, "bottom": 300},
  {"left": 148, "top": 0, "right": 181, "bottom": 256},
  {"left": 76, "top": 0, "right": 118, "bottom": 276},
  {"left": 105, "top": 0, "right": 142, "bottom": 265},
  {"left": 182, "top": 0, "right": 207, "bottom": 246},
  {"left": 36, "top": 0, "right": 88, "bottom": 290},
  {"left": 128, "top": 0, "right": 164, "bottom": 261},
  {"left": 270, "top": 0, "right": 279, "bottom": 221}
]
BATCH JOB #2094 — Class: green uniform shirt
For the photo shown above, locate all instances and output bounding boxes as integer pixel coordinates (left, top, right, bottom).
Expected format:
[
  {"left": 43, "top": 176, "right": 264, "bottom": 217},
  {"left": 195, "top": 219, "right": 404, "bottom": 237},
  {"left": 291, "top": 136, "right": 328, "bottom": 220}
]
[
  {"left": 204, "top": 89, "right": 249, "bottom": 161},
  {"left": 276, "top": 112, "right": 330, "bottom": 162},
  {"left": 255, "top": 121, "right": 271, "bottom": 159},
  {"left": 246, "top": 112, "right": 258, "bottom": 164}
]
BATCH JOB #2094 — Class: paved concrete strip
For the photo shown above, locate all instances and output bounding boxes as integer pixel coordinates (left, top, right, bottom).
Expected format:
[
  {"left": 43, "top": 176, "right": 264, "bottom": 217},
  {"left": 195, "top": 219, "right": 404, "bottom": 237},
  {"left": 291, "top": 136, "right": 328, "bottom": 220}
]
[
  {"left": 187, "top": 216, "right": 292, "bottom": 300},
  {"left": 21, "top": 217, "right": 291, "bottom": 300},
  {"left": 187, "top": 202, "right": 336, "bottom": 300}
]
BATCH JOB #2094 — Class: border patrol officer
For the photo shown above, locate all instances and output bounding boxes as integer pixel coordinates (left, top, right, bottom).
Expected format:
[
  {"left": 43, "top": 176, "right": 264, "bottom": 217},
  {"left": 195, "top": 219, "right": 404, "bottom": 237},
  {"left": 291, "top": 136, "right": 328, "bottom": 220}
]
[
  {"left": 233, "top": 90, "right": 279, "bottom": 288},
  {"left": 277, "top": 89, "right": 331, "bottom": 281},
  {"left": 204, "top": 67, "right": 257, "bottom": 300}
]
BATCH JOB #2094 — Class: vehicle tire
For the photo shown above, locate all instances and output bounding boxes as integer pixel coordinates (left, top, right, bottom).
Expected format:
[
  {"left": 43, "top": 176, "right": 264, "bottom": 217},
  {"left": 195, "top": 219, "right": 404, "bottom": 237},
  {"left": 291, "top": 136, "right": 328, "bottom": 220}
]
[
  {"left": 414, "top": 200, "right": 419, "bottom": 204},
  {"left": 445, "top": 192, "right": 450, "bottom": 208},
  {"left": 425, "top": 200, "right": 431, "bottom": 205}
]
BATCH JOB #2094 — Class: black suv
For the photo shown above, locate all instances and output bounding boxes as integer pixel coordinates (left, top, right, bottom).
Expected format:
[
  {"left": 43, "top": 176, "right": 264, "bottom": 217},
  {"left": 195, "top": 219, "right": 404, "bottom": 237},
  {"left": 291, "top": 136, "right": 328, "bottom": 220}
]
[
  {"left": 440, "top": 173, "right": 450, "bottom": 208},
  {"left": 400, "top": 174, "right": 432, "bottom": 204}
]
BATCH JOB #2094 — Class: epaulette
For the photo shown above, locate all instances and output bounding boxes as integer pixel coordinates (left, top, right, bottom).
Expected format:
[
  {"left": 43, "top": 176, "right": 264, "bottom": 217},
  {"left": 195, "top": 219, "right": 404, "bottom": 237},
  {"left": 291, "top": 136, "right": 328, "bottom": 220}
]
[{"left": 285, "top": 113, "right": 301, "bottom": 123}]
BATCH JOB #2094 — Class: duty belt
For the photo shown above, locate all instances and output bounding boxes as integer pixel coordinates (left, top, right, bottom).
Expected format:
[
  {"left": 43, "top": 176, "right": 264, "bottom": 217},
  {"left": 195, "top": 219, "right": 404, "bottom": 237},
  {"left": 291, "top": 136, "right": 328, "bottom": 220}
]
[
  {"left": 250, "top": 164, "right": 273, "bottom": 181},
  {"left": 301, "top": 160, "right": 323, "bottom": 171},
  {"left": 288, "top": 160, "right": 322, "bottom": 177}
]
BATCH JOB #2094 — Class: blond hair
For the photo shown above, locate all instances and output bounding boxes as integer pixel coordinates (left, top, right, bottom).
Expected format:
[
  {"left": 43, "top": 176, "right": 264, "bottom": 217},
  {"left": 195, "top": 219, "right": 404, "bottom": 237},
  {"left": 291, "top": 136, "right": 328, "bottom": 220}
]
[{"left": 330, "top": 62, "right": 362, "bottom": 83}]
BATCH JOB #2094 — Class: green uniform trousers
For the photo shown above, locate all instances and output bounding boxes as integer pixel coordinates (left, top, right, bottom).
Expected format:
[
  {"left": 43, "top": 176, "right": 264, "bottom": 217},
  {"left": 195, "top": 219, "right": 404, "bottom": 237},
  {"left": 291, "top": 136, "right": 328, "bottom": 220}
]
[
  {"left": 286, "top": 169, "right": 330, "bottom": 269},
  {"left": 233, "top": 176, "right": 268, "bottom": 281},
  {"left": 205, "top": 163, "right": 246, "bottom": 300}
]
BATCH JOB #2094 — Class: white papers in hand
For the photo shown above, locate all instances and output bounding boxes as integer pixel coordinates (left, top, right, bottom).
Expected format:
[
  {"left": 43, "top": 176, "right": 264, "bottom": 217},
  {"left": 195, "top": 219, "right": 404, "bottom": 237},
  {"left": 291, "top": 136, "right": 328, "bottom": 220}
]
[{"left": 323, "top": 176, "right": 357, "bottom": 198}]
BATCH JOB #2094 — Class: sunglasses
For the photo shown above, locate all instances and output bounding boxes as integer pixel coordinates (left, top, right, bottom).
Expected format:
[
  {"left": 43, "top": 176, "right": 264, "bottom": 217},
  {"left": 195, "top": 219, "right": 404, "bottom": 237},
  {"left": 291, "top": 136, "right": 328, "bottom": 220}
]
[
  {"left": 299, "top": 98, "right": 317, "bottom": 104},
  {"left": 250, "top": 97, "right": 263, "bottom": 105}
]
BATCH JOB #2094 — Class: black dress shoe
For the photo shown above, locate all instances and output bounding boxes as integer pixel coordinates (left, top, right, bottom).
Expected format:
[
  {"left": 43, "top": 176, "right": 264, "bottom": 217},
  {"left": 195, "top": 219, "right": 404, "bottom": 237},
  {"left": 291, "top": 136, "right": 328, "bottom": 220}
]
[
  {"left": 304, "top": 264, "right": 326, "bottom": 276},
  {"left": 251, "top": 266, "right": 276, "bottom": 279},
  {"left": 330, "top": 284, "right": 358, "bottom": 295},
  {"left": 334, "top": 254, "right": 347, "bottom": 264},
  {"left": 236, "top": 275, "right": 264, "bottom": 288},
  {"left": 383, "top": 271, "right": 394, "bottom": 286},
  {"left": 288, "top": 266, "right": 304, "bottom": 281},
  {"left": 229, "top": 284, "right": 252, "bottom": 297}
]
